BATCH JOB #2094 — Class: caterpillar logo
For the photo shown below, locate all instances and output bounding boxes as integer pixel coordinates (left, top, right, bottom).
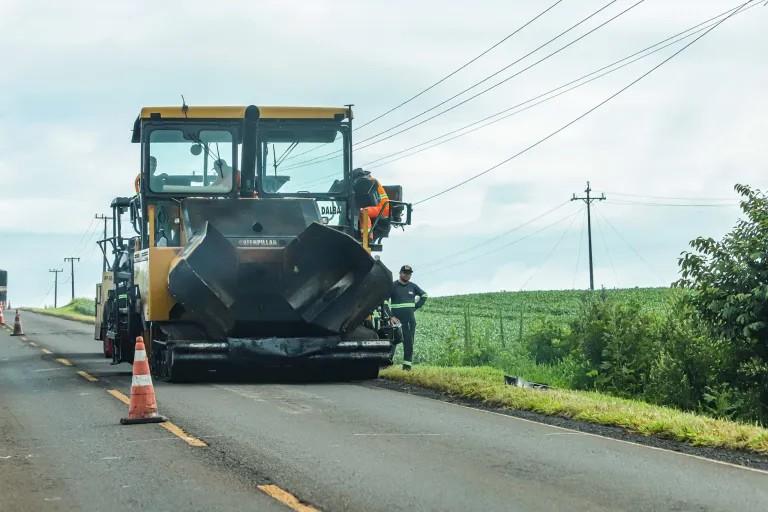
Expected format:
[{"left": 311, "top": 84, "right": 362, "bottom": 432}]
[{"left": 238, "top": 239, "right": 280, "bottom": 247}]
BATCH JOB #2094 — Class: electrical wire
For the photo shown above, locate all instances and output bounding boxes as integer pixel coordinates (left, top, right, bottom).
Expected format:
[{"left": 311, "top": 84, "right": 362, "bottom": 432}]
[
  {"left": 284, "top": 0, "right": 642, "bottom": 170},
  {"left": 421, "top": 206, "right": 583, "bottom": 275},
  {"left": 571, "top": 208, "right": 587, "bottom": 289},
  {"left": 413, "top": 1, "right": 756, "bottom": 206},
  {"left": 358, "top": 0, "right": 632, "bottom": 148},
  {"left": 359, "top": 2, "right": 759, "bottom": 171},
  {"left": 519, "top": 207, "right": 581, "bottom": 289},
  {"left": 280, "top": 2, "right": 757, "bottom": 187},
  {"left": 597, "top": 209, "right": 658, "bottom": 279},
  {"left": 416, "top": 200, "right": 571, "bottom": 267},
  {"left": 605, "top": 191, "right": 736, "bottom": 201},
  {"left": 594, "top": 212, "right": 620, "bottom": 286},
  {"left": 606, "top": 200, "right": 739, "bottom": 207},
  {"left": 354, "top": 0, "right": 568, "bottom": 132}
]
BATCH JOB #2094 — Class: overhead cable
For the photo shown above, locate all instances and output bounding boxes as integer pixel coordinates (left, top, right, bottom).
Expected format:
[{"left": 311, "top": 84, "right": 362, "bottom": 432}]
[
  {"left": 361, "top": 1, "right": 759, "bottom": 170},
  {"left": 354, "top": 0, "right": 568, "bottom": 132},
  {"left": 413, "top": 1, "right": 755, "bottom": 206}
]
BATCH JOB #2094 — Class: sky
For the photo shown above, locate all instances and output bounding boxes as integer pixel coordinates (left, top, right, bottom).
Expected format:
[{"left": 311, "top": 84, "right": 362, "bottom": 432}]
[{"left": 0, "top": 0, "right": 766, "bottom": 306}]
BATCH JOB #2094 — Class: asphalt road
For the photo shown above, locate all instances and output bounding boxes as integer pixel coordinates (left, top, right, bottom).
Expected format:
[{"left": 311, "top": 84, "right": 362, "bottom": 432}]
[{"left": 2, "top": 311, "right": 768, "bottom": 512}]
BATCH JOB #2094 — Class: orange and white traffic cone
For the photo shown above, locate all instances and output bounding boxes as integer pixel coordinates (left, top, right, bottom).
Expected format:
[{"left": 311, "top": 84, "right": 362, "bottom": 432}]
[
  {"left": 0, "top": 305, "right": 5, "bottom": 326},
  {"left": 10, "top": 310, "right": 23, "bottom": 336},
  {"left": 120, "top": 337, "right": 167, "bottom": 425}
]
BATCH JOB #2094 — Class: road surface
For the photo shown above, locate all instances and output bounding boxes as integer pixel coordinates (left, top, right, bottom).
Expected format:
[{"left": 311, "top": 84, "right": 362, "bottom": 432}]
[{"left": 2, "top": 311, "right": 767, "bottom": 511}]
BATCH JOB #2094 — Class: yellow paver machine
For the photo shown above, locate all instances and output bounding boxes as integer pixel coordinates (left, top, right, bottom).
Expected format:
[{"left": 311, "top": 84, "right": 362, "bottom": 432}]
[{"left": 94, "top": 105, "right": 411, "bottom": 381}]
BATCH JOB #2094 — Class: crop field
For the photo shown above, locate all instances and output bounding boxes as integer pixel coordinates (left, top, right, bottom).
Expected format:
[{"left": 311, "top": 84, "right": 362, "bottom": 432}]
[{"left": 409, "top": 287, "right": 680, "bottom": 379}]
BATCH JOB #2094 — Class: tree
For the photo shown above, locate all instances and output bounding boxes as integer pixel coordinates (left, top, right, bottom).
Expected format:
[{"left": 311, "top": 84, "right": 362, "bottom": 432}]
[{"left": 676, "top": 184, "right": 768, "bottom": 420}]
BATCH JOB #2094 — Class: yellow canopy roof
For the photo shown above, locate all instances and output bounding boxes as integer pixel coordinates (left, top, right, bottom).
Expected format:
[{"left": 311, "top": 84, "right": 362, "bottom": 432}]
[{"left": 139, "top": 106, "right": 349, "bottom": 120}]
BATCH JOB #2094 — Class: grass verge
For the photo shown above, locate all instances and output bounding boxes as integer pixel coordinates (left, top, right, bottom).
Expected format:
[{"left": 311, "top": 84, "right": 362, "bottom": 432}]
[
  {"left": 26, "top": 298, "right": 95, "bottom": 325},
  {"left": 381, "top": 365, "right": 768, "bottom": 455}
]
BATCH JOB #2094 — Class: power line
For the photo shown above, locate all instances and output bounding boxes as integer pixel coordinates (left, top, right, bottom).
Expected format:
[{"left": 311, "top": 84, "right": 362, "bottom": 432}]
[
  {"left": 413, "top": 1, "right": 755, "bottom": 206},
  {"left": 416, "top": 200, "right": 571, "bottom": 267},
  {"left": 360, "top": 2, "right": 758, "bottom": 171},
  {"left": 597, "top": 209, "right": 658, "bottom": 279},
  {"left": 519, "top": 208, "right": 581, "bottom": 289},
  {"left": 285, "top": 0, "right": 642, "bottom": 170},
  {"left": 594, "top": 212, "right": 620, "bottom": 286},
  {"left": 572, "top": 209, "right": 587, "bottom": 289},
  {"left": 606, "top": 200, "right": 738, "bottom": 207},
  {"left": 422, "top": 206, "right": 582, "bottom": 275},
  {"left": 606, "top": 191, "right": 736, "bottom": 201},
  {"left": 354, "top": 0, "right": 568, "bottom": 132},
  {"left": 354, "top": 0, "right": 634, "bottom": 148}
]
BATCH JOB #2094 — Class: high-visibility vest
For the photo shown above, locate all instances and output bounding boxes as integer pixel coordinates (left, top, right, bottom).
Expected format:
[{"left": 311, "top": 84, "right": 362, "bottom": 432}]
[{"left": 365, "top": 180, "right": 390, "bottom": 220}]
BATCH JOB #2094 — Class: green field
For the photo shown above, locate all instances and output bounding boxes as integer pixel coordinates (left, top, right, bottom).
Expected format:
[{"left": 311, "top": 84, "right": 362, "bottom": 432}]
[
  {"left": 409, "top": 287, "right": 680, "bottom": 383},
  {"left": 28, "top": 298, "right": 96, "bottom": 323}
]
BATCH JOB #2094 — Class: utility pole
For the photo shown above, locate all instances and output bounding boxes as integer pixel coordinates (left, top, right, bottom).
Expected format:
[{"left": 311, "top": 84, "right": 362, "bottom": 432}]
[
  {"left": 49, "top": 269, "right": 63, "bottom": 308},
  {"left": 95, "top": 213, "right": 113, "bottom": 272},
  {"left": 571, "top": 181, "right": 606, "bottom": 291},
  {"left": 64, "top": 257, "right": 80, "bottom": 301}
]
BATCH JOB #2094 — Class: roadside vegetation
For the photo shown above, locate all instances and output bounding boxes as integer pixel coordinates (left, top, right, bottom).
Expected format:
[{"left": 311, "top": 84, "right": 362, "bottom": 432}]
[
  {"left": 380, "top": 365, "right": 768, "bottom": 455},
  {"left": 390, "top": 185, "right": 768, "bottom": 429},
  {"left": 28, "top": 298, "right": 96, "bottom": 324}
]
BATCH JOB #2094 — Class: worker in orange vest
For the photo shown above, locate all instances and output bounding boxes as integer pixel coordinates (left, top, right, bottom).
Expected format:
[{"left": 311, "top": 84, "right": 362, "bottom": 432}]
[{"left": 352, "top": 168, "right": 390, "bottom": 221}]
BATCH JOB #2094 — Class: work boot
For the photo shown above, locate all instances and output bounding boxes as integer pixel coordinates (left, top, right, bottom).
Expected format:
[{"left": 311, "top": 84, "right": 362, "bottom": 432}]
[{"left": 402, "top": 363, "right": 412, "bottom": 371}]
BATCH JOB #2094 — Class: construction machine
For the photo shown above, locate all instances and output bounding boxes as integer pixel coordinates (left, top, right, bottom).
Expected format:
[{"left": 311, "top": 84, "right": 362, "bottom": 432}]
[{"left": 94, "top": 105, "right": 411, "bottom": 381}]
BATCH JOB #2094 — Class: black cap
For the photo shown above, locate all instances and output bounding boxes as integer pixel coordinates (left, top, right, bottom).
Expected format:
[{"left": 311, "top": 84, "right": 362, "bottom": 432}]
[{"left": 400, "top": 265, "right": 413, "bottom": 274}]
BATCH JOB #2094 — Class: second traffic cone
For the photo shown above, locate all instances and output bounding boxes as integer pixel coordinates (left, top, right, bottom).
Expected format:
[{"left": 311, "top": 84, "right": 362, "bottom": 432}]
[
  {"left": 0, "top": 305, "right": 5, "bottom": 326},
  {"left": 120, "top": 337, "right": 167, "bottom": 425},
  {"left": 10, "top": 310, "right": 23, "bottom": 336}
]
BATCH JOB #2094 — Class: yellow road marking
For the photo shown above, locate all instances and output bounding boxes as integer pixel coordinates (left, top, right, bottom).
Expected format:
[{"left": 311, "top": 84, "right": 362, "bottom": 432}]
[
  {"left": 21, "top": 336, "right": 27, "bottom": 341},
  {"left": 77, "top": 370, "right": 98, "bottom": 382},
  {"left": 257, "top": 484, "right": 319, "bottom": 512},
  {"left": 28, "top": 342, "right": 37, "bottom": 347},
  {"left": 55, "top": 358, "right": 73, "bottom": 367},
  {"left": 105, "top": 390, "right": 207, "bottom": 448},
  {"left": 41, "top": 348, "right": 53, "bottom": 355},
  {"left": 159, "top": 421, "right": 208, "bottom": 448},
  {"left": 107, "top": 389, "right": 131, "bottom": 405}
]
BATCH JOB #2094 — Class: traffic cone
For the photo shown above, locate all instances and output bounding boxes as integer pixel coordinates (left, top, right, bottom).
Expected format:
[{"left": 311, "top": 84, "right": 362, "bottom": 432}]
[
  {"left": 10, "top": 310, "right": 23, "bottom": 336},
  {"left": 0, "top": 305, "right": 5, "bottom": 326},
  {"left": 120, "top": 337, "right": 167, "bottom": 425}
]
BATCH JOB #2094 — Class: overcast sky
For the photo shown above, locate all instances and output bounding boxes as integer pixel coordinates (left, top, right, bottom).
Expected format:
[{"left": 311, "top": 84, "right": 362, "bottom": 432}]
[{"left": 1, "top": 0, "right": 766, "bottom": 306}]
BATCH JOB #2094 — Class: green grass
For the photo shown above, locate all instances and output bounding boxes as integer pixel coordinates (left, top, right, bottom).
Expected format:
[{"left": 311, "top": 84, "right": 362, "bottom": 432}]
[
  {"left": 381, "top": 365, "right": 768, "bottom": 455},
  {"left": 27, "top": 298, "right": 96, "bottom": 324}
]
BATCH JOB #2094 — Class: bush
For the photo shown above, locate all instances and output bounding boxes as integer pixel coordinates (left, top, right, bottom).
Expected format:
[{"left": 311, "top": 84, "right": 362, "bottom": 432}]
[
  {"left": 567, "top": 297, "right": 662, "bottom": 396},
  {"left": 677, "top": 184, "right": 768, "bottom": 421},
  {"left": 525, "top": 319, "right": 572, "bottom": 364}
]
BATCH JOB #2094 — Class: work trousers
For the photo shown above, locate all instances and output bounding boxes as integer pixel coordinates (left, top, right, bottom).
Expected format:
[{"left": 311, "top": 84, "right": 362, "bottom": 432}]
[{"left": 398, "top": 311, "right": 416, "bottom": 365}]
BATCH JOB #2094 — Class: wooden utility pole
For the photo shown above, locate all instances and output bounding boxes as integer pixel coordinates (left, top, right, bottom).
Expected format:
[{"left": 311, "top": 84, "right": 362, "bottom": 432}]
[
  {"left": 64, "top": 257, "right": 80, "bottom": 301},
  {"left": 49, "top": 268, "right": 63, "bottom": 308},
  {"left": 571, "top": 181, "right": 606, "bottom": 291}
]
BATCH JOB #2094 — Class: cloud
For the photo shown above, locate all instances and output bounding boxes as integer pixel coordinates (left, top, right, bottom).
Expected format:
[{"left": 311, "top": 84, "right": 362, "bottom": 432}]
[{"left": 1, "top": 0, "right": 766, "bottom": 303}]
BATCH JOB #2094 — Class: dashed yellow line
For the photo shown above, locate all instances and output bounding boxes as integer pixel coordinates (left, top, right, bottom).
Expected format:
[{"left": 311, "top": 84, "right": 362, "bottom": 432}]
[
  {"left": 257, "top": 485, "right": 319, "bottom": 512},
  {"left": 105, "top": 390, "right": 207, "bottom": 448},
  {"left": 55, "top": 358, "right": 73, "bottom": 367},
  {"left": 107, "top": 389, "right": 131, "bottom": 405},
  {"left": 77, "top": 370, "right": 98, "bottom": 382},
  {"left": 28, "top": 341, "right": 37, "bottom": 347},
  {"left": 159, "top": 421, "right": 208, "bottom": 448},
  {"left": 41, "top": 348, "right": 53, "bottom": 355}
]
